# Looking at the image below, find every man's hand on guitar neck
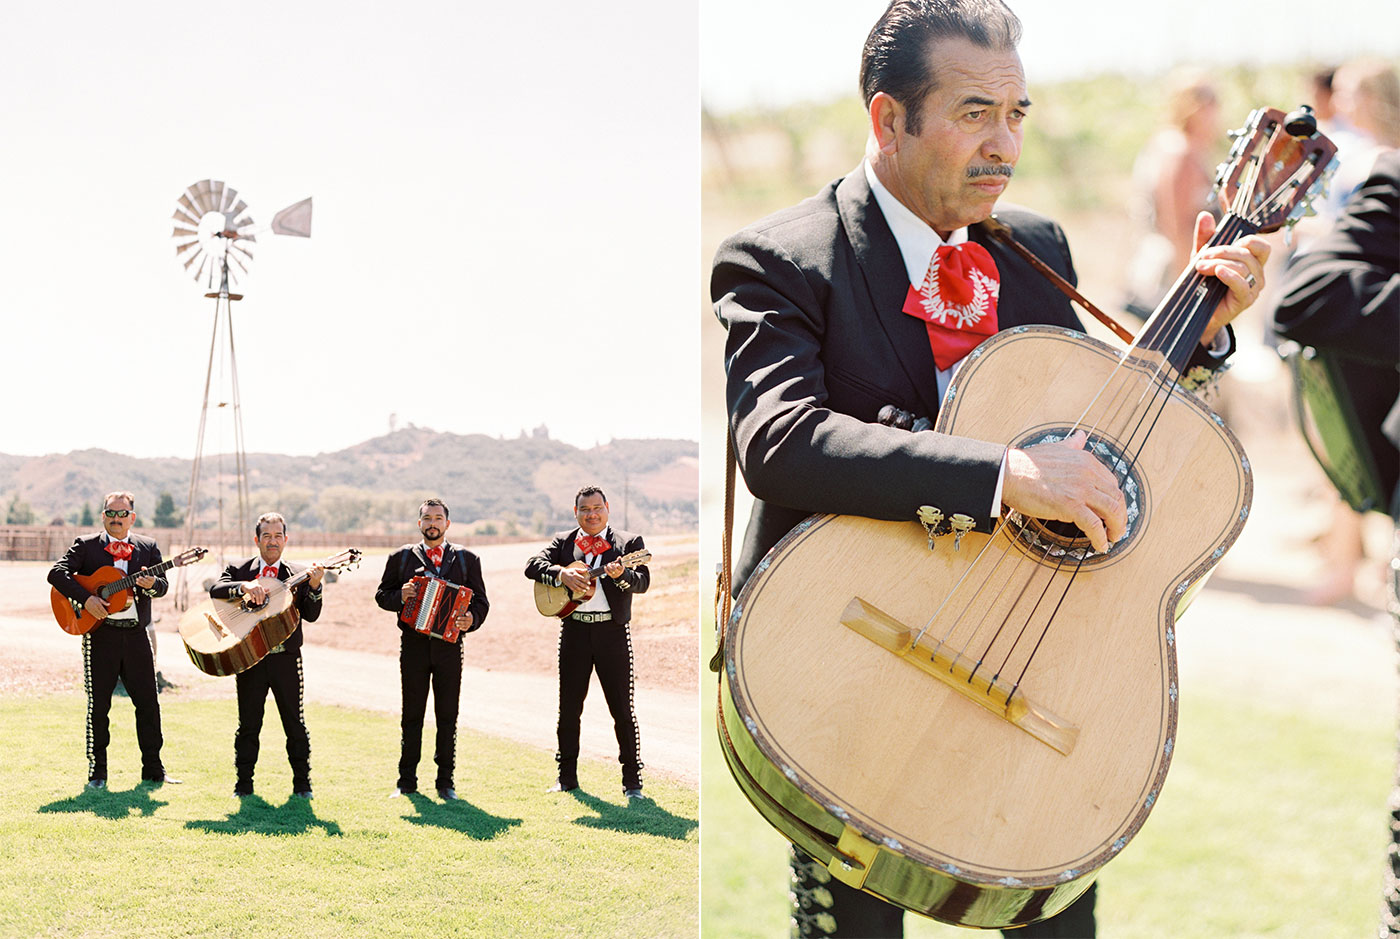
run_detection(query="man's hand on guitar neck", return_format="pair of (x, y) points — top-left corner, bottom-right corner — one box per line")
(603, 560), (625, 580)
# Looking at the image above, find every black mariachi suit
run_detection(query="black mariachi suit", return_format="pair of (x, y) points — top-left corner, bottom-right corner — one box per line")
(1273, 150), (1400, 932)
(47, 531), (168, 783)
(711, 167), (1224, 937)
(375, 542), (489, 792)
(210, 557), (324, 793)
(524, 527), (649, 791)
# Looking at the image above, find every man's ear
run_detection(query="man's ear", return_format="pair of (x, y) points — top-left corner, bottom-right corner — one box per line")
(869, 91), (905, 155)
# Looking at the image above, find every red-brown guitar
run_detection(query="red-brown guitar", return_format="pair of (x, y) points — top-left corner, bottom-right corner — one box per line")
(50, 546), (208, 635)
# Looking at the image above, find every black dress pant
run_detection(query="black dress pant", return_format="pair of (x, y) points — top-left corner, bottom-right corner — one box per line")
(82, 621), (164, 782)
(233, 649), (310, 791)
(789, 847), (1097, 938)
(556, 617), (641, 789)
(398, 630), (463, 791)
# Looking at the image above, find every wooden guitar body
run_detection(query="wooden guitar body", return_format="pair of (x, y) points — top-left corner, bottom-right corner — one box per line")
(51, 567), (134, 635)
(719, 327), (1252, 927)
(178, 576), (301, 676)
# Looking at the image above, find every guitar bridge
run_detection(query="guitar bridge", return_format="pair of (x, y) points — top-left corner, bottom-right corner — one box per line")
(839, 596), (1079, 755)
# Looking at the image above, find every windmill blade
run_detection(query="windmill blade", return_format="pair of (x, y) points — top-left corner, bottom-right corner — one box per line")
(210, 180), (226, 212)
(174, 239), (200, 257)
(220, 184), (239, 214)
(270, 197), (312, 237)
(172, 225), (198, 239)
(190, 180), (216, 213)
(172, 205), (200, 227)
(177, 192), (203, 221)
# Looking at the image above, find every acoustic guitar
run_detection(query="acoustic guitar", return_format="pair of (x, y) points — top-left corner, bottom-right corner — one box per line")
(179, 548), (361, 676)
(51, 546), (208, 635)
(717, 107), (1336, 928)
(533, 548), (651, 617)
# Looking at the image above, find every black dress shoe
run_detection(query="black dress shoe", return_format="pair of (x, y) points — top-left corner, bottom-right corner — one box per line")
(437, 788), (457, 801)
(86, 779), (106, 790)
(546, 780), (578, 793)
(141, 774), (182, 786)
(233, 785), (253, 797)
(293, 790), (313, 800)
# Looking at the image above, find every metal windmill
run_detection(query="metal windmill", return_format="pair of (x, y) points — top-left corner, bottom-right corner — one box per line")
(169, 179), (311, 608)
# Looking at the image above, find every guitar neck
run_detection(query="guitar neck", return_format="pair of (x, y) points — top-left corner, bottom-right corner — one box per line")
(106, 555), (178, 594)
(1135, 213), (1259, 374)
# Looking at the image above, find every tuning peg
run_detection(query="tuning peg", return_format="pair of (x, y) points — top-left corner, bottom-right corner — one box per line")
(1284, 105), (1317, 138)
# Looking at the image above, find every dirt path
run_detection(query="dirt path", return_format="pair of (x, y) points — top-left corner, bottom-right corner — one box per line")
(1, 536), (699, 785)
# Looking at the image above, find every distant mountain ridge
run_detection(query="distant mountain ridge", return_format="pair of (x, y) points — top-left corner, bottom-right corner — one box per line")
(0, 428), (697, 535)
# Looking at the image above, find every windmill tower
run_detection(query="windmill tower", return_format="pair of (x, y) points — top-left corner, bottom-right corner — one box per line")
(169, 180), (311, 608)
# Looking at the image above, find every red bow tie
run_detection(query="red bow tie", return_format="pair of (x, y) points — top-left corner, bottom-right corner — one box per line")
(576, 534), (609, 556)
(902, 242), (1000, 370)
(106, 541), (133, 561)
(261, 565), (279, 579)
(426, 546), (444, 566)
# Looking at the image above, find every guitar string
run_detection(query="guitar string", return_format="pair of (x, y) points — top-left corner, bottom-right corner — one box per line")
(918, 212), (1250, 700)
(912, 128), (1319, 699)
(998, 215), (1247, 698)
(990, 137), (1322, 700)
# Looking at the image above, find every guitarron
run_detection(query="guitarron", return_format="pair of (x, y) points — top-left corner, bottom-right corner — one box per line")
(717, 107), (1336, 928)
(179, 548), (361, 676)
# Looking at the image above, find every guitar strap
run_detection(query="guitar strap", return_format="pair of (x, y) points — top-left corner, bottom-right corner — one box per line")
(706, 219), (1130, 675)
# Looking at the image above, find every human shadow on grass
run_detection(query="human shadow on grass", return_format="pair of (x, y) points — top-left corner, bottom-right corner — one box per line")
(399, 791), (522, 840)
(183, 795), (343, 837)
(567, 790), (697, 841)
(40, 785), (168, 820)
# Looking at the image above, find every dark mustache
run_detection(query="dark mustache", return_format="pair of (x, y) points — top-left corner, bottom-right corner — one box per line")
(966, 164), (1014, 178)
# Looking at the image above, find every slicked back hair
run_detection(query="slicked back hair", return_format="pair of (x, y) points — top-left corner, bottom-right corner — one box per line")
(574, 486), (607, 507)
(103, 491), (136, 510)
(860, 0), (1022, 134)
(255, 512), (288, 538)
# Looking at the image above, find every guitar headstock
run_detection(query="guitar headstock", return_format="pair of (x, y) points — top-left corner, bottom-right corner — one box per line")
(175, 546), (208, 567)
(621, 549), (652, 567)
(1213, 105), (1338, 233)
(324, 548), (363, 573)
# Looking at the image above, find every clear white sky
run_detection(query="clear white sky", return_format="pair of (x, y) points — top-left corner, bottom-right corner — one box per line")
(702, 0), (1400, 112)
(0, 1), (698, 459)
(3, 1), (1394, 461)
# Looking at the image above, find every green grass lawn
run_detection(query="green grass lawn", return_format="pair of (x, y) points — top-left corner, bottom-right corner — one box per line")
(701, 684), (1393, 938)
(0, 693), (697, 938)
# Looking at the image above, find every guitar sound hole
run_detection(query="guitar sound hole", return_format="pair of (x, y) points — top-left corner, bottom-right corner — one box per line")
(1007, 427), (1144, 564)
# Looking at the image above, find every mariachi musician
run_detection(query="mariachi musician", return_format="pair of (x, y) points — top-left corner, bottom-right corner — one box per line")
(524, 485), (649, 799)
(47, 490), (178, 789)
(374, 498), (489, 801)
(209, 511), (324, 799)
(711, 3), (1271, 934)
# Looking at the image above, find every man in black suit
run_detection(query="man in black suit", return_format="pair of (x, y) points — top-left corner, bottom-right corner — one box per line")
(47, 490), (177, 789)
(1273, 149), (1399, 933)
(209, 512), (325, 799)
(375, 499), (489, 801)
(713, 2), (1271, 935)
(525, 485), (650, 798)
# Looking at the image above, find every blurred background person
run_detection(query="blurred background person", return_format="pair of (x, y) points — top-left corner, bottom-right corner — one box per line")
(1282, 59), (1398, 605)
(1123, 69), (1223, 319)
(1272, 149), (1399, 937)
